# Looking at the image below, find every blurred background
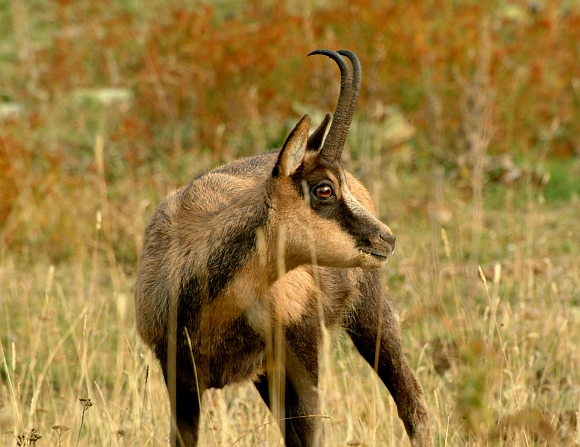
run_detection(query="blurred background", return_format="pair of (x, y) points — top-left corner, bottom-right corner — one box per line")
(1, 0), (579, 262)
(1, 1), (579, 446)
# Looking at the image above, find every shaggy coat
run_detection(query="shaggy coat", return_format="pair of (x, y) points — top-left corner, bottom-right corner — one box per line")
(135, 50), (432, 447)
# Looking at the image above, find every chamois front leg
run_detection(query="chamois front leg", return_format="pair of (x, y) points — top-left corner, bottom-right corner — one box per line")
(254, 320), (323, 447)
(160, 357), (203, 447)
(172, 381), (202, 447)
(345, 270), (433, 447)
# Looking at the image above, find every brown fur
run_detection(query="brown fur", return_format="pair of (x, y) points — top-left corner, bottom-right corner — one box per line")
(135, 61), (432, 447)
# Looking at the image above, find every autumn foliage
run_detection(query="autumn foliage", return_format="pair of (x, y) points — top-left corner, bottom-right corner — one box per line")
(1, 0), (579, 258)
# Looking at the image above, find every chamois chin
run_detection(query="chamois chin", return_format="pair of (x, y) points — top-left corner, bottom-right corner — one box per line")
(135, 49), (432, 447)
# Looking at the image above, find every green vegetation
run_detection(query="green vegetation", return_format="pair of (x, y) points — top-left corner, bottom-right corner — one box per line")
(1, 0), (579, 445)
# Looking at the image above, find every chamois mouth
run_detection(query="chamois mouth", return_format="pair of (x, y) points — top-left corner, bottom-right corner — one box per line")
(360, 249), (390, 261)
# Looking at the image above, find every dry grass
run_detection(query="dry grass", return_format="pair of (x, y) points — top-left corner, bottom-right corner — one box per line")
(1, 160), (579, 446)
(1, 0), (580, 446)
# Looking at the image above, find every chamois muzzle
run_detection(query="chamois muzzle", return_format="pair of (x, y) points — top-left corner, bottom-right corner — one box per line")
(380, 231), (396, 247)
(354, 217), (397, 265)
(367, 229), (396, 260)
(379, 231), (396, 256)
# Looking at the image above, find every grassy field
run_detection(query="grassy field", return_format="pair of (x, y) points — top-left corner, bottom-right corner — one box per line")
(1, 0), (580, 446)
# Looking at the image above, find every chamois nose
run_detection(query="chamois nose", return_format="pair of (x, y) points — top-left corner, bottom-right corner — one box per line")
(379, 232), (396, 247)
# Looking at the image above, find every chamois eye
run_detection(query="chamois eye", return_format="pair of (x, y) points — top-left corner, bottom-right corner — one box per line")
(314, 185), (334, 199)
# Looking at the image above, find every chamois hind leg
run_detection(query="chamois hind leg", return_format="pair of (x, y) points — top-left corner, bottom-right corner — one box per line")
(254, 325), (322, 447)
(345, 270), (433, 447)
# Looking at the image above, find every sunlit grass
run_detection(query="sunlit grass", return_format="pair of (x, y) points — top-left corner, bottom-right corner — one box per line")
(1, 129), (579, 445)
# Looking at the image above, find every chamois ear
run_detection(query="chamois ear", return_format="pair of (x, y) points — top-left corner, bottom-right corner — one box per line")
(274, 114), (311, 177)
(307, 113), (332, 152)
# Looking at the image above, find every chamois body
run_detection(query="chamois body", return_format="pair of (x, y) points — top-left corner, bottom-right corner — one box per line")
(136, 151), (382, 385)
(135, 50), (432, 447)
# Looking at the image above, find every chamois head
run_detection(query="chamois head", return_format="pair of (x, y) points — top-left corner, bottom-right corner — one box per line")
(266, 49), (396, 271)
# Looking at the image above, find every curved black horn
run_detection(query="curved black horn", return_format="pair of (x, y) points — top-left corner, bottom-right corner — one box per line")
(336, 50), (362, 161)
(308, 49), (353, 161)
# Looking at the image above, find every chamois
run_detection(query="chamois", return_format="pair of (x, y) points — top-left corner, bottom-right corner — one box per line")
(135, 49), (432, 447)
